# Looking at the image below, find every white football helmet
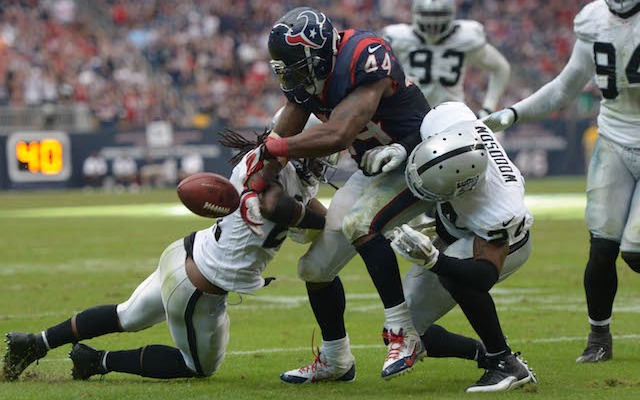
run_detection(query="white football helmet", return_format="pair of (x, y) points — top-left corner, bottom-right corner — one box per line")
(412, 0), (456, 43)
(605, 0), (640, 14)
(405, 122), (488, 202)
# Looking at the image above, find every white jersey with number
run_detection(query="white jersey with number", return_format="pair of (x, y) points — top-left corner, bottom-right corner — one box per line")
(192, 156), (318, 293)
(382, 21), (486, 107)
(421, 102), (533, 245)
(575, 0), (640, 146)
(514, 1), (640, 147)
(404, 102), (533, 335)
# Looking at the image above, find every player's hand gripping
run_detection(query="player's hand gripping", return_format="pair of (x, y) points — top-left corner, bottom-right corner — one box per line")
(360, 143), (407, 175)
(239, 190), (264, 237)
(389, 224), (439, 269)
(480, 107), (517, 133)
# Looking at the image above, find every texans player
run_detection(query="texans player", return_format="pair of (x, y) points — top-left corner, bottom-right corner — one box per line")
(482, 0), (640, 363)
(382, 0), (511, 117)
(2, 120), (333, 381)
(242, 7), (433, 382)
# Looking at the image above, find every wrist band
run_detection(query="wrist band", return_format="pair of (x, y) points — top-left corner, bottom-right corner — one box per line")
(265, 138), (289, 158)
(507, 107), (518, 123)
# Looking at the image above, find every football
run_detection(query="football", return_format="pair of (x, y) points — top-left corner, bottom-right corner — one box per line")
(177, 172), (240, 218)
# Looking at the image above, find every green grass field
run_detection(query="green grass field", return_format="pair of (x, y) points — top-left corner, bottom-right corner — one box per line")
(1, 176), (639, 399)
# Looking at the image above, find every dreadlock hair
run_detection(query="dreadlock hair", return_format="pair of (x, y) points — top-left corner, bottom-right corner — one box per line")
(218, 127), (271, 166)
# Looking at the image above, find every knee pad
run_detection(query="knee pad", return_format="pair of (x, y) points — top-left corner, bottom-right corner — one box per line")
(621, 251), (640, 273)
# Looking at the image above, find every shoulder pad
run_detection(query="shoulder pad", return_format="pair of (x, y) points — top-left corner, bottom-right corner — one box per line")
(442, 20), (486, 52)
(381, 23), (419, 50)
(574, 1), (607, 42)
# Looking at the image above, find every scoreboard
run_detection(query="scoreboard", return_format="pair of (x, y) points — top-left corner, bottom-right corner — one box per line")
(6, 131), (72, 184)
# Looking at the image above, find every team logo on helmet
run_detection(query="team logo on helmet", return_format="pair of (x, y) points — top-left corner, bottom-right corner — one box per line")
(284, 10), (328, 49)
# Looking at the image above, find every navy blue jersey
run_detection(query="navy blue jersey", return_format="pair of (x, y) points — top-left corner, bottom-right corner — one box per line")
(285, 29), (430, 165)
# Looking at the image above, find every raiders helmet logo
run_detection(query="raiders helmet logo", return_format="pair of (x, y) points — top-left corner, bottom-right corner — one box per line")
(284, 10), (328, 49)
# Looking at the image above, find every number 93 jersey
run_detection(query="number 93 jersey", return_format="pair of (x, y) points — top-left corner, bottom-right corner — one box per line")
(382, 20), (486, 107)
(574, 1), (640, 142)
(191, 155), (318, 294)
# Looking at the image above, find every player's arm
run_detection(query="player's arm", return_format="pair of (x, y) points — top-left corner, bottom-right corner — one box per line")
(265, 78), (394, 158)
(272, 101), (311, 138)
(482, 39), (595, 132)
(260, 183), (326, 230)
(390, 225), (506, 291)
(467, 43), (511, 114)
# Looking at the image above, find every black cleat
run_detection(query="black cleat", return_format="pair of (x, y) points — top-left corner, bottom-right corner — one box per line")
(2, 332), (48, 381)
(576, 331), (612, 363)
(69, 343), (108, 380)
(466, 352), (537, 393)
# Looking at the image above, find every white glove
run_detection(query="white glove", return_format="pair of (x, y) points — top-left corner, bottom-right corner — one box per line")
(476, 108), (492, 119)
(360, 143), (407, 175)
(480, 107), (517, 133)
(389, 224), (439, 269)
(239, 190), (264, 237)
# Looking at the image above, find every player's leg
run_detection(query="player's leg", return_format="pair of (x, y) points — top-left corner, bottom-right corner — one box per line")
(69, 240), (206, 379)
(281, 180), (359, 384)
(342, 169), (433, 379)
(578, 136), (631, 362)
(3, 255), (166, 381)
(404, 236), (530, 367)
(405, 231), (535, 392)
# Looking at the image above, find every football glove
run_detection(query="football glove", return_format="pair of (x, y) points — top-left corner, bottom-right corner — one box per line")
(240, 190), (264, 237)
(476, 108), (492, 119)
(243, 132), (286, 193)
(360, 143), (407, 175)
(243, 144), (273, 193)
(480, 107), (517, 133)
(389, 224), (439, 269)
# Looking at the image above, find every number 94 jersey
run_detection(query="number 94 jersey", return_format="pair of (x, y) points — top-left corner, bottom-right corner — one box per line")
(382, 20), (486, 107)
(574, 1), (640, 142)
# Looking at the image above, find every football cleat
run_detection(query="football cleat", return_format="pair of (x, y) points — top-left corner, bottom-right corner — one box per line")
(69, 343), (108, 380)
(2, 332), (48, 381)
(466, 352), (537, 393)
(576, 331), (613, 363)
(280, 347), (356, 384)
(380, 327), (426, 380)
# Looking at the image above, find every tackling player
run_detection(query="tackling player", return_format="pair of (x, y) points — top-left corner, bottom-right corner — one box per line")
(389, 101), (537, 392)
(2, 123), (333, 381)
(482, 0), (640, 363)
(382, 0), (510, 117)
(243, 7), (433, 382)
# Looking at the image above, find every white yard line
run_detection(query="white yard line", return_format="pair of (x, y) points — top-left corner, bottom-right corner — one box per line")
(34, 333), (640, 363)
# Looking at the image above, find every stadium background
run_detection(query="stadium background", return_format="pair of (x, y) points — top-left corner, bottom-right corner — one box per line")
(0, 0), (594, 190)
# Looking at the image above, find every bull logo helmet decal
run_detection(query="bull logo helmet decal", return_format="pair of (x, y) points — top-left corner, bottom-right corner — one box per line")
(283, 10), (328, 49)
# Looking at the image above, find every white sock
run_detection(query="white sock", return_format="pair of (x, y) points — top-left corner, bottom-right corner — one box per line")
(384, 302), (415, 334)
(321, 335), (354, 368)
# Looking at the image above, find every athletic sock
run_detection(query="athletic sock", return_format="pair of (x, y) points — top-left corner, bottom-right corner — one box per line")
(106, 345), (197, 379)
(421, 324), (481, 360)
(356, 233), (405, 308)
(307, 278), (346, 341)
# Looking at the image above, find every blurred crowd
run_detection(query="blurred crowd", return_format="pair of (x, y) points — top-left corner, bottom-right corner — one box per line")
(0, 0), (595, 132)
